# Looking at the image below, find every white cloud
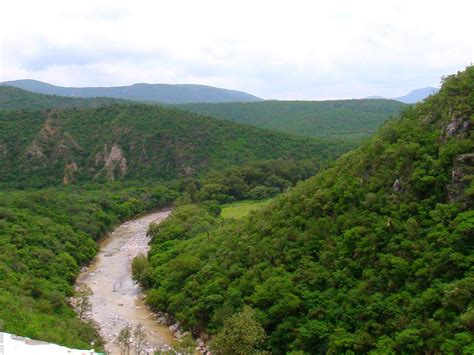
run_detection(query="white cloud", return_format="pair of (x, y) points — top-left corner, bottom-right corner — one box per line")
(0, 0), (472, 99)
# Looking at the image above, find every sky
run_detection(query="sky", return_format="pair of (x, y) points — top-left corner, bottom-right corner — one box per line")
(0, 0), (472, 100)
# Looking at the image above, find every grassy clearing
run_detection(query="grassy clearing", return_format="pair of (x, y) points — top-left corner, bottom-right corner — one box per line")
(221, 199), (272, 219)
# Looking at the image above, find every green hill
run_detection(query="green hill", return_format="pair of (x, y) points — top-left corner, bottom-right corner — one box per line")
(0, 103), (347, 188)
(141, 67), (474, 353)
(0, 79), (262, 104)
(177, 99), (405, 141)
(0, 85), (125, 110)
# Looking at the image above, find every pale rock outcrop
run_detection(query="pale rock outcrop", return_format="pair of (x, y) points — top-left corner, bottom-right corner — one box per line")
(447, 153), (474, 204)
(95, 144), (127, 180)
(63, 161), (79, 185)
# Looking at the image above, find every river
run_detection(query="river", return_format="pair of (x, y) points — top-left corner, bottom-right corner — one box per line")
(76, 210), (175, 354)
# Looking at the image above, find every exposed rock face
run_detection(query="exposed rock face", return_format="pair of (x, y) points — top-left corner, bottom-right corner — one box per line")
(24, 113), (60, 162)
(95, 144), (127, 180)
(392, 178), (402, 193)
(440, 110), (471, 141)
(23, 111), (81, 168)
(447, 153), (474, 204)
(63, 161), (79, 185)
(183, 165), (195, 177)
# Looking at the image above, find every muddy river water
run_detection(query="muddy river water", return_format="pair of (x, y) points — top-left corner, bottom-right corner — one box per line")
(76, 210), (174, 354)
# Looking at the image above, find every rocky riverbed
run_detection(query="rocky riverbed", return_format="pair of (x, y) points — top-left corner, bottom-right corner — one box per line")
(76, 210), (175, 354)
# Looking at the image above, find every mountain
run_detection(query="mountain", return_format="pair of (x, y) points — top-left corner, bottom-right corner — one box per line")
(393, 87), (439, 103)
(0, 79), (262, 104)
(0, 102), (347, 188)
(0, 85), (126, 110)
(140, 67), (474, 353)
(0, 85), (405, 150)
(364, 95), (384, 99)
(177, 99), (405, 141)
(366, 87), (439, 103)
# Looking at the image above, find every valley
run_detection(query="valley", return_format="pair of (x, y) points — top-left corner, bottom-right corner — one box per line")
(2, 1), (472, 353)
(0, 66), (472, 354)
(77, 210), (174, 354)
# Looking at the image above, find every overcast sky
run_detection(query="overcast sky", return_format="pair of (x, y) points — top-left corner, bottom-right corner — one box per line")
(0, 0), (472, 99)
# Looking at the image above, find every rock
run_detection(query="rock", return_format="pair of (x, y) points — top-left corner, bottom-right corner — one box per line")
(392, 178), (402, 193)
(447, 153), (474, 204)
(440, 112), (471, 141)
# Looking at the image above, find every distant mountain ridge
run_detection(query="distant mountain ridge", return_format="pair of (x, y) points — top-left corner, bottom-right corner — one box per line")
(393, 87), (439, 103)
(0, 85), (128, 110)
(366, 87), (439, 103)
(0, 79), (262, 104)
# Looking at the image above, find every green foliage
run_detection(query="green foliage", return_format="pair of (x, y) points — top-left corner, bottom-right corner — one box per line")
(143, 67), (474, 353)
(132, 254), (152, 289)
(178, 99), (405, 142)
(210, 306), (266, 355)
(174, 334), (196, 354)
(221, 200), (272, 219)
(0, 184), (176, 349)
(0, 103), (348, 188)
(181, 158), (324, 204)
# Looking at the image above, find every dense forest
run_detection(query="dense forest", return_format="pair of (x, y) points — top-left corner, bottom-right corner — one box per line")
(0, 103), (347, 188)
(178, 99), (405, 141)
(136, 67), (474, 353)
(174, 158), (324, 204)
(0, 150), (327, 351)
(1, 67), (472, 353)
(0, 184), (177, 349)
(0, 86), (344, 350)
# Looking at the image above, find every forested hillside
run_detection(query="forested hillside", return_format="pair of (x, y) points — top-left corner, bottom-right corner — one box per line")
(0, 185), (176, 350)
(0, 156), (327, 351)
(178, 99), (405, 141)
(0, 83), (350, 350)
(0, 103), (347, 188)
(140, 67), (474, 353)
(0, 86), (124, 110)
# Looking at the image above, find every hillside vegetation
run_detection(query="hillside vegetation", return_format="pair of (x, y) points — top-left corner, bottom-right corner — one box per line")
(0, 185), (176, 350)
(0, 86), (124, 110)
(0, 85), (347, 349)
(0, 103), (347, 188)
(0, 156), (325, 350)
(221, 200), (272, 219)
(178, 99), (405, 141)
(139, 67), (474, 353)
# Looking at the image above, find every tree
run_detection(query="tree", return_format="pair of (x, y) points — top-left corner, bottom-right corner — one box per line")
(174, 334), (196, 355)
(133, 323), (147, 355)
(210, 306), (266, 354)
(132, 254), (151, 288)
(115, 324), (132, 355)
(75, 284), (93, 321)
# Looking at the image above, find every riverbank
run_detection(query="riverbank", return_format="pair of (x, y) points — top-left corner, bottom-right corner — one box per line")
(76, 210), (175, 354)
